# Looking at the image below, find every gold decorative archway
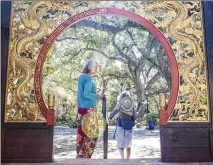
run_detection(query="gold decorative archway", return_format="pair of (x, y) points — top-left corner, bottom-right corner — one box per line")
(4, 1), (209, 123)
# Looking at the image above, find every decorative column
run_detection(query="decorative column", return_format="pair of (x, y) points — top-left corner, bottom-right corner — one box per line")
(47, 94), (55, 126)
(159, 93), (168, 125)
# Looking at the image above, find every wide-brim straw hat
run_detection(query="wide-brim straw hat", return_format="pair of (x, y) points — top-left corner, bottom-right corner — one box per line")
(119, 95), (134, 112)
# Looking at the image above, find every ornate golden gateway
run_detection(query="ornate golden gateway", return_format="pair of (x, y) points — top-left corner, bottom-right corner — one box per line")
(5, 1), (209, 122)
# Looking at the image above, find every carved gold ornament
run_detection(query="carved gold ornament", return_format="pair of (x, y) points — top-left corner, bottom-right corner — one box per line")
(48, 94), (55, 109)
(159, 93), (166, 109)
(5, 1), (209, 122)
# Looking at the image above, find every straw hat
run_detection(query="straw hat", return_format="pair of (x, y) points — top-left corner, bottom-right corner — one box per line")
(119, 95), (134, 115)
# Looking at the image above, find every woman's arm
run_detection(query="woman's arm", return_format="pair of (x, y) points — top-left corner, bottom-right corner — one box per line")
(132, 106), (139, 121)
(108, 103), (120, 119)
(83, 77), (98, 100)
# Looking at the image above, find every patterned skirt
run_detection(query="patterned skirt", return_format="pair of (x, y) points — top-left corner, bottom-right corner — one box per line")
(76, 107), (99, 158)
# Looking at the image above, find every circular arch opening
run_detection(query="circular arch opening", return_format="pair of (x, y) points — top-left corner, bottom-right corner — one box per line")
(34, 8), (179, 121)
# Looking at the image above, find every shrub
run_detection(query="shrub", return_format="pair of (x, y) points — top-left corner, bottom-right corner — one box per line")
(144, 112), (158, 123)
(55, 117), (77, 128)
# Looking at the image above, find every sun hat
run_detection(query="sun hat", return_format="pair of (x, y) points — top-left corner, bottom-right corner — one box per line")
(119, 95), (134, 116)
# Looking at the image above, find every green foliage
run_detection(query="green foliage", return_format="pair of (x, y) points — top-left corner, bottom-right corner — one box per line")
(55, 117), (78, 128)
(42, 15), (171, 123)
(106, 94), (118, 112)
(144, 112), (158, 123)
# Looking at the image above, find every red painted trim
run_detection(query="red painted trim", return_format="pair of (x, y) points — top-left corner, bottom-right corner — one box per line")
(34, 8), (179, 122)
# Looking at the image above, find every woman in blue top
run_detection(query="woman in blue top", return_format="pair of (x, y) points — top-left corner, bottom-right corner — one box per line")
(76, 59), (102, 158)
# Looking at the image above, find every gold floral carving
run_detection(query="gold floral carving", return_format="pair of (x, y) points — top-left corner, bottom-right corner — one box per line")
(5, 1), (209, 122)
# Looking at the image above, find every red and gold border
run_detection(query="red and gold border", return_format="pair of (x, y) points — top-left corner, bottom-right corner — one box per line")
(34, 8), (179, 124)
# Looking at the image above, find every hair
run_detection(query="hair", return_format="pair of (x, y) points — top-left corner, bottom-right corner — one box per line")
(117, 91), (132, 102)
(81, 59), (98, 74)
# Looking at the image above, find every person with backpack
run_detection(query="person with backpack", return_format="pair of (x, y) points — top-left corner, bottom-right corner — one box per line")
(108, 91), (138, 159)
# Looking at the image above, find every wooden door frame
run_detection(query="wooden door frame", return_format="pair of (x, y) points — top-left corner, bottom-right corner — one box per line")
(202, 2), (213, 158)
(1, 3), (53, 163)
(202, 2), (213, 124)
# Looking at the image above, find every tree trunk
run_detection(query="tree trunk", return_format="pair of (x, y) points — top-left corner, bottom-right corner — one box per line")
(133, 74), (147, 119)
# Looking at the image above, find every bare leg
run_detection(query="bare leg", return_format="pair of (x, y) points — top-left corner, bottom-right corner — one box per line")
(119, 148), (124, 159)
(126, 147), (131, 159)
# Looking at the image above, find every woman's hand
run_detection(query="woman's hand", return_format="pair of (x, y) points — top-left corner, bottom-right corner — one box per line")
(107, 115), (111, 120)
(76, 113), (82, 120)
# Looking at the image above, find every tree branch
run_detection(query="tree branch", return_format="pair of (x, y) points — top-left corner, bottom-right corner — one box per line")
(146, 65), (154, 77)
(56, 37), (78, 42)
(104, 73), (131, 79)
(145, 71), (161, 90)
(111, 33), (137, 66)
(72, 19), (146, 34)
(149, 88), (169, 96)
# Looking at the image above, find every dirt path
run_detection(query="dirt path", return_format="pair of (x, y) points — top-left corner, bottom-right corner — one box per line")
(54, 126), (160, 161)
